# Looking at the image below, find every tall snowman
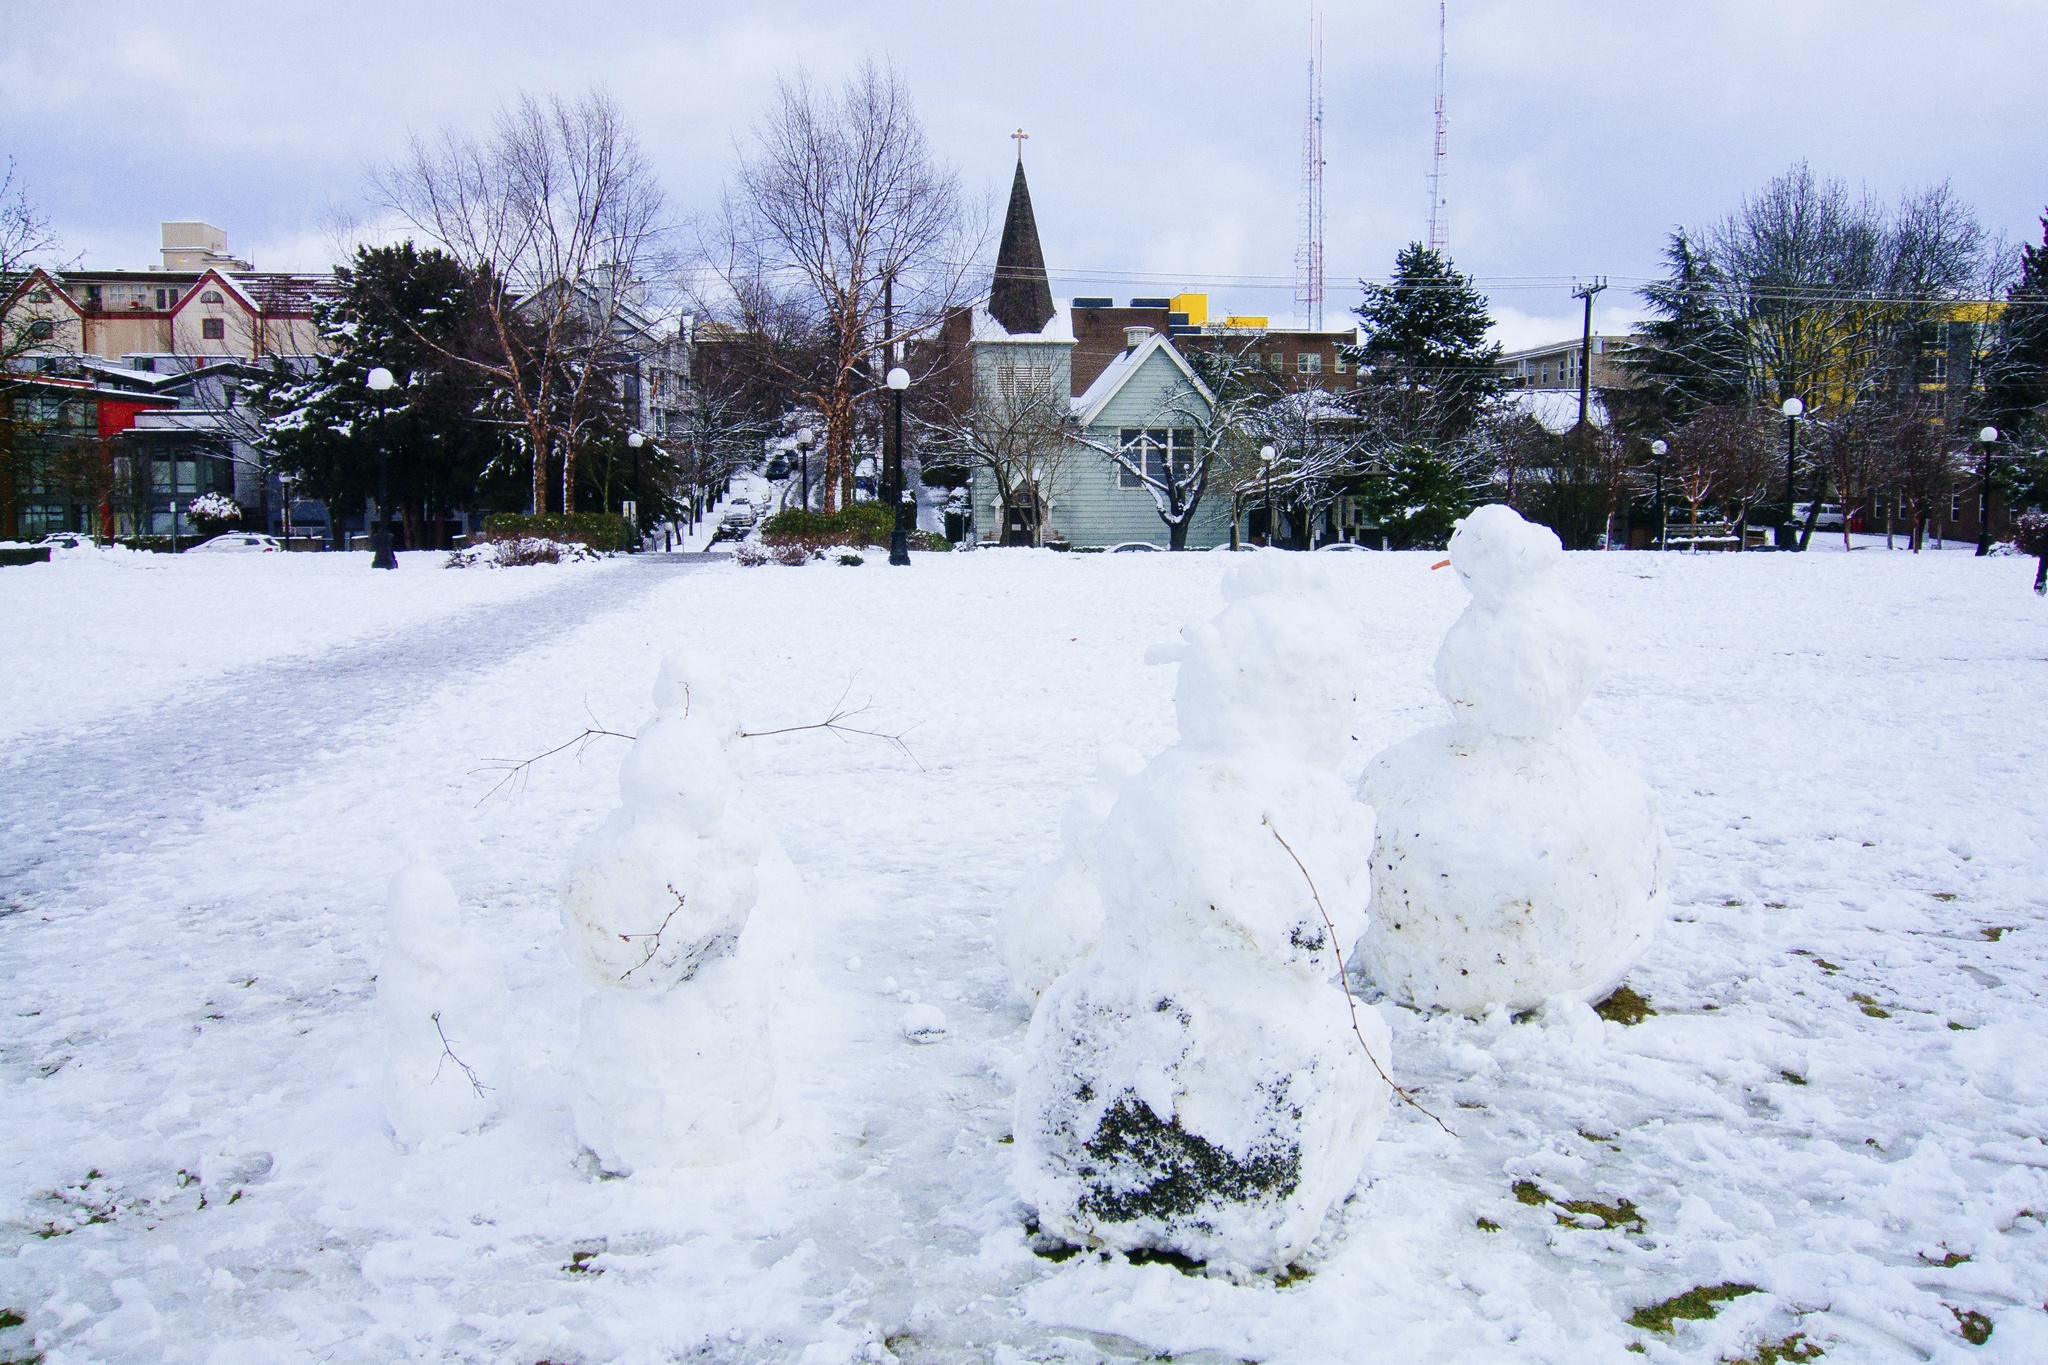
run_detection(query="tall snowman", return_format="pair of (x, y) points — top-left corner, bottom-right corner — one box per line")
(1015, 560), (1390, 1274)
(562, 649), (776, 1173)
(1356, 504), (1668, 1016)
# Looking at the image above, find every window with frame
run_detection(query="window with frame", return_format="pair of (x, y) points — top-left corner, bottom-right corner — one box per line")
(201, 318), (226, 340)
(27, 318), (54, 341)
(1117, 428), (1195, 489)
(1297, 352), (1322, 375)
(1333, 351), (1347, 373)
(996, 362), (1054, 398)
(201, 290), (224, 304)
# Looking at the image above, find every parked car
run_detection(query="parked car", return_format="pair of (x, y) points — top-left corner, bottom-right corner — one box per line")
(35, 532), (98, 552)
(1108, 541), (1162, 553)
(722, 497), (758, 529)
(1314, 541), (1372, 552)
(765, 456), (790, 480)
(189, 532), (284, 554)
(1791, 502), (1845, 530)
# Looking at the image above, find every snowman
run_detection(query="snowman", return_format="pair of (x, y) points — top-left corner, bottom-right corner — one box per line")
(1014, 559), (1390, 1273)
(998, 740), (1146, 1005)
(561, 649), (777, 1173)
(1356, 504), (1668, 1016)
(379, 861), (510, 1147)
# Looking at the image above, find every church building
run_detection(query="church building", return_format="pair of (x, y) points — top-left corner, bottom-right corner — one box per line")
(957, 150), (1234, 549)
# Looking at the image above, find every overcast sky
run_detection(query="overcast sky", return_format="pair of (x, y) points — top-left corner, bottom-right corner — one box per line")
(5, 0), (2042, 349)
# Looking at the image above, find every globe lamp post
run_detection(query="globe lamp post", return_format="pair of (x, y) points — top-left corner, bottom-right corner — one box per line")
(887, 365), (912, 566)
(366, 366), (398, 569)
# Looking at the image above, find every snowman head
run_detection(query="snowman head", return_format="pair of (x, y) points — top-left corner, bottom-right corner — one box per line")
(385, 862), (467, 967)
(652, 648), (736, 724)
(1448, 504), (1562, 606)
(1168, 558), (1365, 756)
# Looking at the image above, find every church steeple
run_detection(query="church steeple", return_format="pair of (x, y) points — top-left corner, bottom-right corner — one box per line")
(988, 141), (1056, 336)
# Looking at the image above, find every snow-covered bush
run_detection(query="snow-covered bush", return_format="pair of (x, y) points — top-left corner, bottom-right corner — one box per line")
(1015, 559), (1390, 1273)
(187, 493), (242, 535)
(770, 542), (811, 567)
(1356, 504), (1668, 1015)
(445, 537), (600, 568)
(561, 649), (777, 1172)
(378, 862), (509, 1147)
(733, 542), (770, 567)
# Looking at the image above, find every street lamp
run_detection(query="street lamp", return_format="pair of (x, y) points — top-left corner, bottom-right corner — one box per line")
(626, 430), (646, 545)
(1976, 425), (2000, 557)
(796, 426), (815, 511)
(365, 366), (398, 569)
(1778, 397), (1804, 551)
(887, 365), (912, 566)
(1650, 439), (1669, 551)
(1260, 444), (1277, 546)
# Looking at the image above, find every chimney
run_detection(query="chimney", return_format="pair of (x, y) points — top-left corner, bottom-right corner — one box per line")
(1124, 326), (1154, 351)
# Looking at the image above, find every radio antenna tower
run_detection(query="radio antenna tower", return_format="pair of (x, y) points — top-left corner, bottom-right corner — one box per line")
(1295, 4), (1326, 331)
(1427, 0), (1449, 252)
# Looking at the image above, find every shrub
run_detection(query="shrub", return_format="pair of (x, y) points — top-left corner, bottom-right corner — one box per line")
(760, 504), (896, 550)
(733, 542), (770, 567)
(2014, 511), (2048, 559)
(770, 542), (811, 566)
(837, 552), (865, 566)
(913, 532), (954, 552)
(446, 536), (600, 568)
(480, 512), (636, 552)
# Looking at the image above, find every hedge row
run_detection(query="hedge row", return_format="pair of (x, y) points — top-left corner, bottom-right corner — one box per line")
(480, 512), (637, 552)
(759, 505), (898, 548)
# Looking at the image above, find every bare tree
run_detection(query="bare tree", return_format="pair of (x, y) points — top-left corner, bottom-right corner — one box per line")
(1249, 388), (1365, 547)
(1890, 403), (1964, 552)
(706, 63), (978, 514)
(919, 369), (1074, 545)
(374, 88), (666, 515)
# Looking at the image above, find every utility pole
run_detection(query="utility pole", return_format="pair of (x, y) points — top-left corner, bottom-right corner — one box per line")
(1571, 278), (1607, 430)
(1427, 0), (1449, 252)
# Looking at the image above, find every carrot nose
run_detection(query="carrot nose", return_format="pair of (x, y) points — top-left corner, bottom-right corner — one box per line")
(1430, 558), (1451, 571)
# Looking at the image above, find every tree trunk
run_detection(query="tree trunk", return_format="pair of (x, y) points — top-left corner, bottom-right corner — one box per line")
(1796, 472), (1828, 551)
(2035, 555), (2046, 595)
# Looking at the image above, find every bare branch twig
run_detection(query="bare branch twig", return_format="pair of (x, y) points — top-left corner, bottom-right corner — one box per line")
(1266, 819), (1455, 1137)
(430, 1010), (491, 1098)
(616, 885), (687, 982)
(472, 727), (636, 806)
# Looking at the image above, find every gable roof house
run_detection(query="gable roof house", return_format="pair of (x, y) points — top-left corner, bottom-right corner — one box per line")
(957, 156), (1231, 549)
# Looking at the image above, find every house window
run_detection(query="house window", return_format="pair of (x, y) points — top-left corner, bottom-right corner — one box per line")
(1951, 491), (1962, 520)
(1297, 353), (1322, 375)
(30, 287), (50, 304)
(87, 285), (103, 306)
(27, 318), (54, 341)
(201, 290), (224, 304)
(1333, 351), (1347, 373)
(1117, 429), (1195, 488)
(996, 363), (1053, 397)
(202, 318), (226, 340)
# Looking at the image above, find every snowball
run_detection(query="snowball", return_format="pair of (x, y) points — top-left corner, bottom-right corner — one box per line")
(902, 1003), (948, 1043)
(1355, 505), (1668, 1015)
(379, 862), (509, 1147)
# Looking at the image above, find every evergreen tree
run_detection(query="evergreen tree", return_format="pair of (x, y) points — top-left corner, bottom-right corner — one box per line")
(1354, 442), (1481, 551)
(1621, 230), (1749, 425)
(1348, 243), (1502, 444)
(1985, 213), (2048, 510)
(258, 244), (511, 547)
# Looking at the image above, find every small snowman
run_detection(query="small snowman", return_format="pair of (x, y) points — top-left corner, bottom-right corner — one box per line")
(379, 861), (510, 1147)
(562, 649), (776, 1174)
(1014, 560), (1390, 1273)
(1356, 504), (1668, 1016)
(998, 740), (1145, 1005)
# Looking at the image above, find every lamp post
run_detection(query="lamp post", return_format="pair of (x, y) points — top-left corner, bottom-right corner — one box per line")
(887, 365), (912, 566)
(1650, 439), (1669, 551)
(1260, 444), (1276, 546)
(1975, 425), (2000, 557)
(796, 426), (815, 512)
(626, 430), (646, 547)
(365, 367), (398, 569)
(1777, 396), (1803, 550)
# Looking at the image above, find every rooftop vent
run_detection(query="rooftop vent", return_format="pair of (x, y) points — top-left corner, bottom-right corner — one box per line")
(1124, 326), (1154, 351)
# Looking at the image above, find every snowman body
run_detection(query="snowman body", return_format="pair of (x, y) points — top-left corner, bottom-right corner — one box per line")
(1015, 562), (1390, 1272)
(379, 862), (509, 1147)
(562, 650), (777, 1173)
(1357, 506), (1667, 1015)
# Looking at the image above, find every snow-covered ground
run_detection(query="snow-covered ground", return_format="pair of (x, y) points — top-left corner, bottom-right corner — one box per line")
(3, 544), (2046, 1363)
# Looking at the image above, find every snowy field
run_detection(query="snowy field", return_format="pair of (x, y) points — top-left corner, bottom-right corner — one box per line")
(3, 541), (2047, 1364)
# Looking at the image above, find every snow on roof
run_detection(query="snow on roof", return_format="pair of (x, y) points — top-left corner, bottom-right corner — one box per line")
(1070, 329), (1214, 428)
(1502, 387), (1608, 435)
(970, 299), (1074, 346)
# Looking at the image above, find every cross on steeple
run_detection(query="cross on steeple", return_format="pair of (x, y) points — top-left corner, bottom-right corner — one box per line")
(1011, 128), (1029, 161)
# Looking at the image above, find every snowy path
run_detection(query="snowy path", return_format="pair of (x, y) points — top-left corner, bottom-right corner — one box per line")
(4, 549), (2047, 1365)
